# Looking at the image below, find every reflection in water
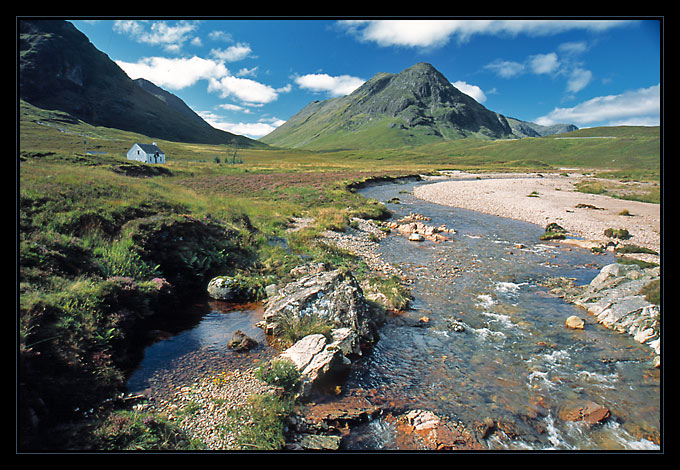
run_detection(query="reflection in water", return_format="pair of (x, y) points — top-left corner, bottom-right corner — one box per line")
(126, 302), (274, 398)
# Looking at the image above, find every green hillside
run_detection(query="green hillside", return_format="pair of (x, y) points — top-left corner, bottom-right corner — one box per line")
(261, 63), (516, 150)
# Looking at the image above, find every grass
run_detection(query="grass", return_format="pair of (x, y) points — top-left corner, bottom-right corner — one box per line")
(18, 101), (661, 451)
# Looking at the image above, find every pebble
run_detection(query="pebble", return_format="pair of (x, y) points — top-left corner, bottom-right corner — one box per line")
(152, 367), (277, 450)
(320, 217), (403, 278)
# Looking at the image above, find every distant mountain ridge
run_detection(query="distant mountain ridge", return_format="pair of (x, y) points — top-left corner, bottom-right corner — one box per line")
(19, 19), (264, 148)
(261, 62), (577, 149)
(505, 117), (578, 138)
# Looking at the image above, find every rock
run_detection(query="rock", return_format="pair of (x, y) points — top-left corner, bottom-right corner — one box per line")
(290, 262), (329, 278)
(550, 263), (661, 357)
(299, 433), (342, 450)
(227, 330), (257, 351)
(404, 409), (440, 431)
(395, 409), (485, 450)
(280, 333), (349, 396)
(565, 315), (585, 329)
(206, 276), (245, 301)
(447, 318), (466, 332)
(265, 284), (279, 297)
(262, 268), (384, 344)
(408, 232), (425, 242)
(558, 402), (611, 425)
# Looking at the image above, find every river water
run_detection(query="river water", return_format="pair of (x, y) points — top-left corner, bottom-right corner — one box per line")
(126, 178), (661, 451)
(345, 179), (660, 450)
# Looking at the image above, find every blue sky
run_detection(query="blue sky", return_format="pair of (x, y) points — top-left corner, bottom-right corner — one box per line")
(70, 18), (661, 139)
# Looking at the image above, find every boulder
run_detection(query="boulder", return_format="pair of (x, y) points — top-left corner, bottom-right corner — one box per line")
(227, 330), (257, 351)
(280, 332), (355, 396)
(262, 268), (384, 344)
(571, 264), (661, 355)
(565, 315), (585, 329)
(206, 276), (244, 301)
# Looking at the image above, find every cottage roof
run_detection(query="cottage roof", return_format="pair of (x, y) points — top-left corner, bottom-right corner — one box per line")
(134, 143), (163, 154)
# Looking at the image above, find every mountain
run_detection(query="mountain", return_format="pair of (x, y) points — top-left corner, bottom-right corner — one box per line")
(505, 117), (578, 138)
(260, 62), (576, 150)
(19, 19), (264, 148)
(134, 78), (207, 125)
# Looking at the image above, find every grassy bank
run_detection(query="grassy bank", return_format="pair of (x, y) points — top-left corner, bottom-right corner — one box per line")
(18, 102), (660, 450)
(18, 103), (419, 450)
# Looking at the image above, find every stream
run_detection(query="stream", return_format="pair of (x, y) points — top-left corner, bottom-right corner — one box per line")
(126, 178), (661, 451)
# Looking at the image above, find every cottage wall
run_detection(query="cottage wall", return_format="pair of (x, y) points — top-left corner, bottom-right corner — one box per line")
(126, 143), (166, 164)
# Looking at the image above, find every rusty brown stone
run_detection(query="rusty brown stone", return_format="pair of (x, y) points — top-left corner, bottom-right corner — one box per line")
(558, 401), (611, 425)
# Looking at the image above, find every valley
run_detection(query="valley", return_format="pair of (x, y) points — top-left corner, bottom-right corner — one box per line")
(18, 19), (661, 453)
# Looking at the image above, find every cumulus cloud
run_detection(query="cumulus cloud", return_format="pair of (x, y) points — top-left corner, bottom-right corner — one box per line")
(116, 56), (228, 90)
(535, 84), (660, 127)
(566, 68), (593, 93)
(529, 53), (560, 75)
(208, 75), (288, 105)
(452, 80), (487, 103)
(294, 73), (365, 97)
(199, 111), (285, 138)
(210, 43), (253, 62)
(339, 19), (633, 48)
(485, 48), (593, 94)
(113, 20), (200, 53)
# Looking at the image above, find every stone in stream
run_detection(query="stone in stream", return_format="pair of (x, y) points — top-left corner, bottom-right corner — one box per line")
(260, 266), (386, 396)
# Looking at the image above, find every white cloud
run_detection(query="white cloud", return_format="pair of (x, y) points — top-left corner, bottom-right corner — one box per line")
(116, 56), (228, 90)
(559, 41), (588, 56)
(529, 53), (560, 75)
(452, 81), (487, 103)
(339, 19), (633, 48)
(535, 84), (660, 127)
(294, 73), (365, 97)
(485, 51), (592, 94)
(113, 20), (200, 53)
(210, 43), (253, 62)
(207, 75), (286, 104)
(484, 59), (525, 78)
(566, 68), (593, 93)
(199, 111), (285, 138)
(218, 103), (250, 113)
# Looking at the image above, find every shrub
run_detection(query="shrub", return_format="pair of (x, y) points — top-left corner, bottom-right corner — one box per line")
(255, 358), (301, 393)
(367, 275), (411, 311)
(639, 279), (660, 305)
(226, 394), (293, 450)
(604, 228), (631, 240)
(275, 312), (335, 348)
(540, 222), (567, 240)
(93, 409), (202, 451)
(615, 244), (658, 255)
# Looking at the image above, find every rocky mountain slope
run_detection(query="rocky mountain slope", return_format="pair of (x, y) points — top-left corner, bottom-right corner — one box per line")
(19, 19), (264, 147)
(260, 62), (576, 150)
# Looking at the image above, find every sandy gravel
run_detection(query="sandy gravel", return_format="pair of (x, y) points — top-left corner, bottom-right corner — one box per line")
(413, 172), (661, 257)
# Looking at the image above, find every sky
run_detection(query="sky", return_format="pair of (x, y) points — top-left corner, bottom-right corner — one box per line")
(69, 18), (662, 140)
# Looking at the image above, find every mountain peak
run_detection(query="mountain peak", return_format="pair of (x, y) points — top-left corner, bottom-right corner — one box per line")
(261, 62), (514, 149)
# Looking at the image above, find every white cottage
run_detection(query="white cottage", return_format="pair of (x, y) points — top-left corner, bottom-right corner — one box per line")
(127, 142), (166, 164)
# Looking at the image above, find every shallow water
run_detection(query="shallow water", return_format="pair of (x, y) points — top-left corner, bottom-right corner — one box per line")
(343, 179), (660, 450)
(126, 301), (275, 399)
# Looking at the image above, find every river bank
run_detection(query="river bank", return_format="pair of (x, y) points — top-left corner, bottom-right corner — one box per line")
(413, 171), (660, 262)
